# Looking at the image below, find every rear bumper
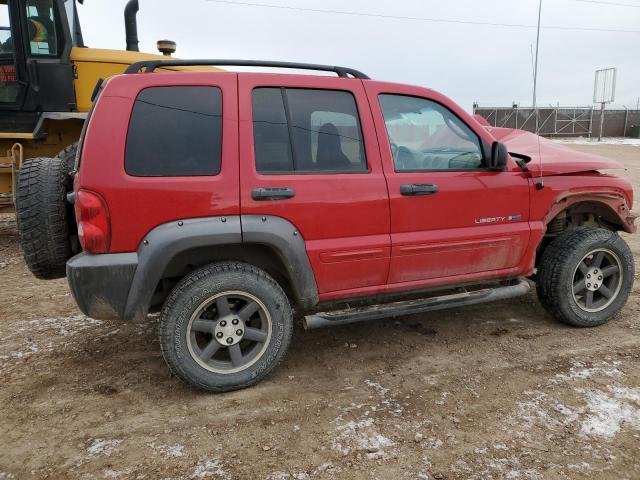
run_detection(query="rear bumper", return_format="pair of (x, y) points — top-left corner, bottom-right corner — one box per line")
(66, 252), (138, 320)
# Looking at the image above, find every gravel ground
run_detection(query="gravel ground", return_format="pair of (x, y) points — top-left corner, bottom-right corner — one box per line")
(0, 143), (639, 480)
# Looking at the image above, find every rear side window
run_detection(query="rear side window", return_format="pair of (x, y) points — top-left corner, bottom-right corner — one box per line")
(252, 87), (367, 173)
(125, 86), (222, 177)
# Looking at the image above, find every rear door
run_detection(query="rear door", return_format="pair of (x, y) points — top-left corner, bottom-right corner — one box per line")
(239, 74), (390, 296)
(364, 82), (531, 286)
(78, 72), (240, 252)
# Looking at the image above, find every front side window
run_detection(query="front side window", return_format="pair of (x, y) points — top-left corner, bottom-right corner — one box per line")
(252, 87), (367, 173)
(125, 86), (223, 177)
(25, 0), (59, 56)
(379, 94), (484, 171)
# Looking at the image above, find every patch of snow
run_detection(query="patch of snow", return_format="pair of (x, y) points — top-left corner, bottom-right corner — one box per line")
(424, 437), (443, 449)
(87, 438), (121, 457)
(471, 456), (542, 480)
(364, 379), (389, 397)
(99, 329), (121, 338)
(435, 391), (450, 406)
(0, 315), (105, 373)
(553, 361), (623, 383)
(312, 462), (339, 475)
(103, 468), (132, 478)
(580, 388), (640, 438)
(148, 442), (185, 458)
(554, 403), (579, 423)
(27, 315), (103, 337)
(331, 380), (406, 460)
(191, 459), (227, 479)
(505, 360), (640, 451)
(332, 417), (394, 459)
(609, 385), (640, 404)
(517, 391), (565, 430)
(265, 473), (290, 480)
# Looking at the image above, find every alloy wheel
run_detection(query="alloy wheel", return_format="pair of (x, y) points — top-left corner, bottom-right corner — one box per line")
(186, 291), (272, 374)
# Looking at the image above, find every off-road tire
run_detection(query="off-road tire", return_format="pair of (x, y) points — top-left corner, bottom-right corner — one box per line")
(536, 227), (634, 327)
(55, 143), (80, 254)
(159, 262), (293, 392)
(16, 157), (73, 279)
(56, 142), (78, 172)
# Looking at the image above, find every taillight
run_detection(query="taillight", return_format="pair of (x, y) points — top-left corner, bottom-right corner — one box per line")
(75, 189), (111, 253)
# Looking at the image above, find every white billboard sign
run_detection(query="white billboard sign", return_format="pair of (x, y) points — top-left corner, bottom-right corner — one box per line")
(593, 67), (617, 104)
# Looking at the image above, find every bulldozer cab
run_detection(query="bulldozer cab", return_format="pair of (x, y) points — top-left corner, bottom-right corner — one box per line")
(0, 0), (203, 209)
(0, 0), (77, 131)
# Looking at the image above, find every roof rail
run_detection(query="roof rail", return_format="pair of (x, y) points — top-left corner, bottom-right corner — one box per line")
(123, 59), (370, 79)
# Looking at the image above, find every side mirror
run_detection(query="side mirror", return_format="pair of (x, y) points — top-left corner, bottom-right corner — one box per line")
(488, 141), (508, 171)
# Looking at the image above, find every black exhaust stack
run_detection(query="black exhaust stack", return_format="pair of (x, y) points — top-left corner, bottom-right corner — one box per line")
(124, 0), (139, 52)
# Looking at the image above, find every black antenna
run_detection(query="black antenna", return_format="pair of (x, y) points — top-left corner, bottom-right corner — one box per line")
(532, 0), (544, 190)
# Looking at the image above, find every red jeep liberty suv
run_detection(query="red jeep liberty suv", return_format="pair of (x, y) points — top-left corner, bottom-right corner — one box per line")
(16, 60), (636, 392)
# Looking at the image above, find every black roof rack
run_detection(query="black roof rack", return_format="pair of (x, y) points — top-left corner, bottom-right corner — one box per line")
(123, 59), (370, 79)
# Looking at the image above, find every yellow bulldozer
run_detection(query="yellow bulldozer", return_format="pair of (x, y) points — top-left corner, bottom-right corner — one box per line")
(0, 0), (182, 210)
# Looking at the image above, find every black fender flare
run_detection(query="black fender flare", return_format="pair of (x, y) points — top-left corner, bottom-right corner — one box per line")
(123, 215), (319, 321)
(241, 215), (319, 309)
(124, 216), (241, 321)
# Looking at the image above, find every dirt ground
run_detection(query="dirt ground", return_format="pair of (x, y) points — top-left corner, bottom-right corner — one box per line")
(1, 143), (639, 480)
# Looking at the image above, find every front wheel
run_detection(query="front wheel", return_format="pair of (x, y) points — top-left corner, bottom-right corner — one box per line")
(159, 262), (293, 392)
(536, 227), (634, 327)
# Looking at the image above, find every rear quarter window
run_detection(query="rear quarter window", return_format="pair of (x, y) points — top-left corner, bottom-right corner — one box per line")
(125, 86), (222, 177)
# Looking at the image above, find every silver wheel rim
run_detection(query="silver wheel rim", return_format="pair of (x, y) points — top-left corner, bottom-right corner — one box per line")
(186, 291), (272, 374)
(571, 248), (623, 313)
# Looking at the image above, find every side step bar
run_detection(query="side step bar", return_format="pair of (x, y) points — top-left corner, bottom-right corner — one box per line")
(303, 278), (530, 330)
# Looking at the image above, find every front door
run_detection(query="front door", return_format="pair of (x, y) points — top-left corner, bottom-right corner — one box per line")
(239, 74), (390, 296)
(365, 82), (531, 287)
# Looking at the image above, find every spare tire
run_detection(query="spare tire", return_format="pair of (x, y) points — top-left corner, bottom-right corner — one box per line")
(16, 156), (74, 279)
(55, 142), (80, 254)
(56, 142), (78, 173)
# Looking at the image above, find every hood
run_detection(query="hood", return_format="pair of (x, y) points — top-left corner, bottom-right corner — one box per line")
(486, 127), (624, 176)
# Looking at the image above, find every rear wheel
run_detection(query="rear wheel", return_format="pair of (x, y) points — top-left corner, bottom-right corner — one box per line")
(159, 262), (293, 392)
(536, 227), (634, 327)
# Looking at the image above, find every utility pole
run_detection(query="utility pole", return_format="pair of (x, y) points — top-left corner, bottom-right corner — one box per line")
(532, 0), (542, 133)
(598, 101), (606, 141)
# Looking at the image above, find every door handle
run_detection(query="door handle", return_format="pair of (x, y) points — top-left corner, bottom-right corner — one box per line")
(252, 187), (296, 201)
(400, 184), (439, 196)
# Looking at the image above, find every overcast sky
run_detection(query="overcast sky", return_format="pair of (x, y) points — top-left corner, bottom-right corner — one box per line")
(74, 0), (640, 111)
